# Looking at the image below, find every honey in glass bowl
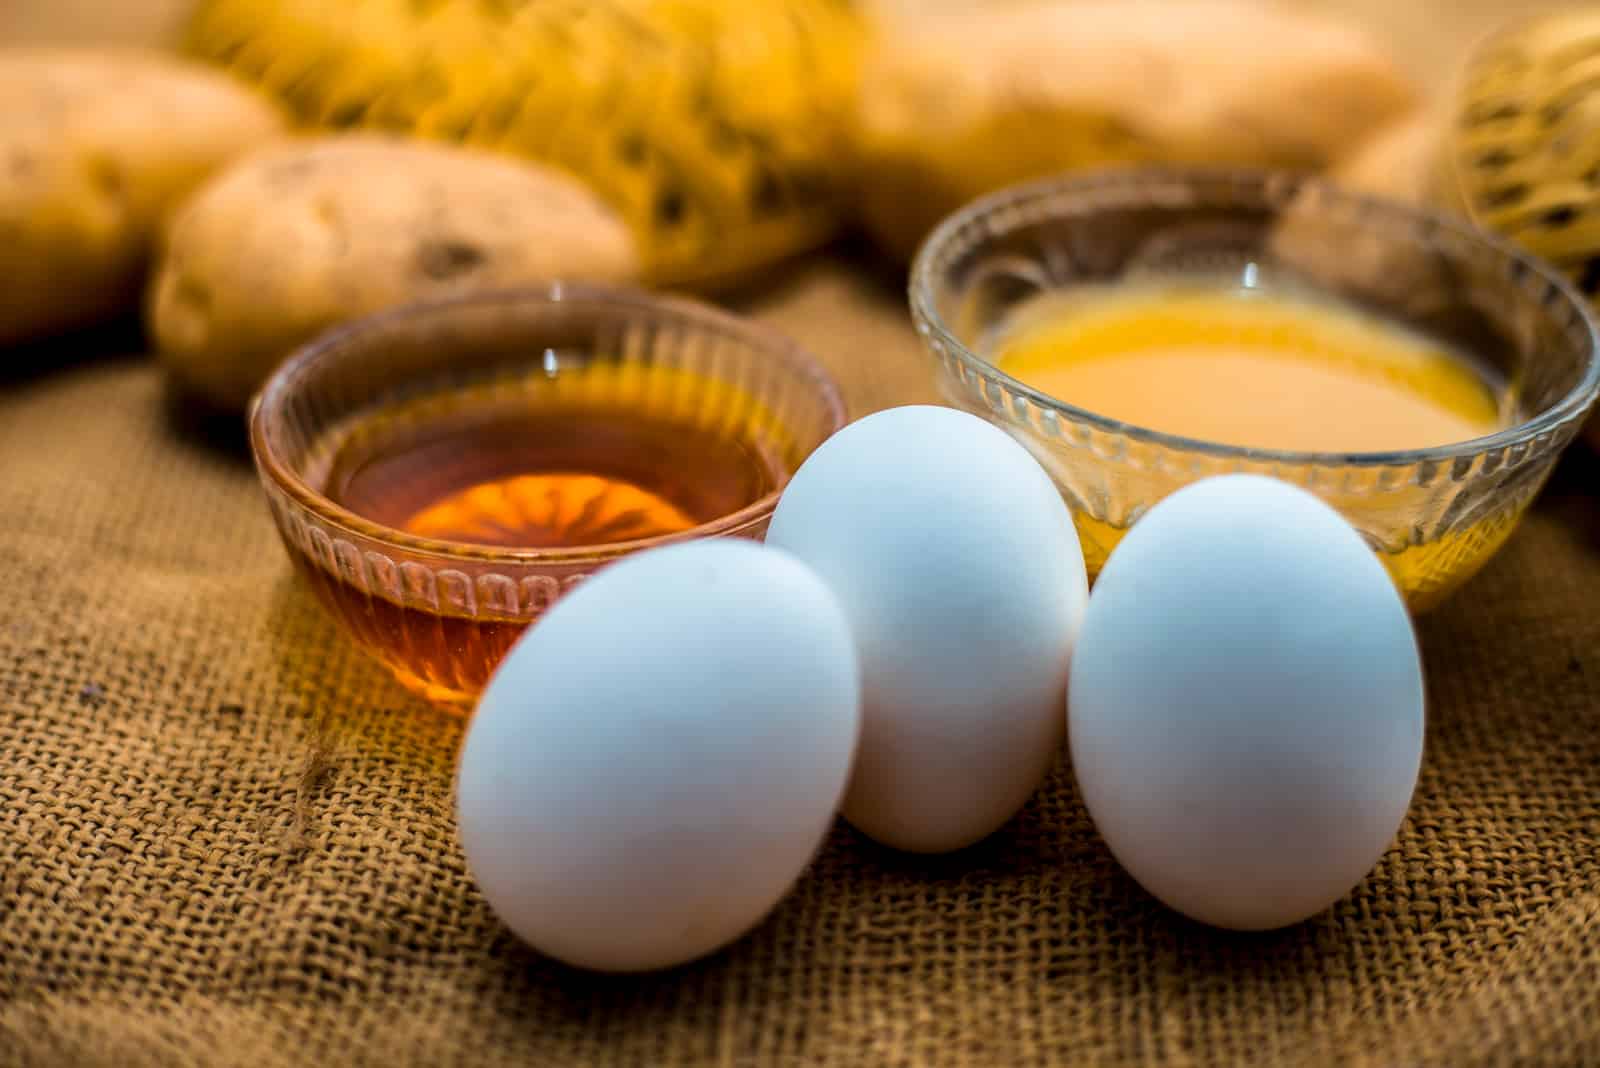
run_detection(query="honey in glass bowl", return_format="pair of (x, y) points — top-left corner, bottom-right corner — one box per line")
(320, 365), (787, 549)
(251, 285), (846, 709)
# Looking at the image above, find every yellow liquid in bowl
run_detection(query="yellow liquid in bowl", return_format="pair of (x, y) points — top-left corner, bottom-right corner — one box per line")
(988, 283), (1517, 609)
(993, 285), (1504, 452)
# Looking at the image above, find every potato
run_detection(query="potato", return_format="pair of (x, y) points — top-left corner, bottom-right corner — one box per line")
(0, 1), (194, 49)
(855, 1), (1421, 260)
(0, 49), (284, 346)
(1331, 105), (1448, 207)
(185, 0), (866, 290)
(150, 135), (639, 409)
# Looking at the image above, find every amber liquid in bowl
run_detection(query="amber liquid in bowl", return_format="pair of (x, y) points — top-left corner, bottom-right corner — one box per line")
(328, 406), (781, 548)
(289, 363), (791, 704)
(987, 280), (1519, 597)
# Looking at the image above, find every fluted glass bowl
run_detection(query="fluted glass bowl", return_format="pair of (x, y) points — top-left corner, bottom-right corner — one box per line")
(911, 168), (1600, 610)
(250, 284), (847, 708)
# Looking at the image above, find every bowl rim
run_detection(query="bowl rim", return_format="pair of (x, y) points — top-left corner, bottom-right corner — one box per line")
(908, 165), (1600, 468)
(248, 281), (849, 565)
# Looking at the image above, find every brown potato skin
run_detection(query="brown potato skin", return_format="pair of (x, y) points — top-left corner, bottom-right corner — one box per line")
(149, 135), (640, 410)
(0, 49), (285, 346)
(855, 1), (1420, 261)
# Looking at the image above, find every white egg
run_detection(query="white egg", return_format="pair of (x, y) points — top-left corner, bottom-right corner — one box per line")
(1069, 474), (1424, 930)
(766, 405), (1089, 853)
(455, 539), (860, 972)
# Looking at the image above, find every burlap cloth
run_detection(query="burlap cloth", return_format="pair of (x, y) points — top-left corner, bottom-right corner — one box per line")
(2, 0), (1599, 1059)
(0, 253), (1596, 1068)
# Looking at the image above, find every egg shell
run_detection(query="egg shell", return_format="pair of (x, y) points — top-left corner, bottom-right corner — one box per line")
(455, 539), (861, 972)
(1068, 474), (1424, 930)
(766, 405), (1089, 853)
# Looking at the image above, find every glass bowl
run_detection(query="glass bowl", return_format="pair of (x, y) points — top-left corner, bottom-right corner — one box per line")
(249, 283), (847, 708)
(910, 167), (1600, 610)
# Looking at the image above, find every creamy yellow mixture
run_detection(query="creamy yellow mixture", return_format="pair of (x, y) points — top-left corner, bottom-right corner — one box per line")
(992, 284), (1504, 452)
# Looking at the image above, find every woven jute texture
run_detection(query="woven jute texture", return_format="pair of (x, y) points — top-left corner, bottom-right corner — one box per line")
(2, 258), (1599, 1068)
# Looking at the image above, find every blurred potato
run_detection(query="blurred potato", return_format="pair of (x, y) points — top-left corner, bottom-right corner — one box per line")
(0, 49), (285, 346)
(184, 0), (866, 291)
(0, 0), (194, 49)
(855, 0), (1421, 260)
(1330, 104), (1448, 206)
(150, 136), (640, 410)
